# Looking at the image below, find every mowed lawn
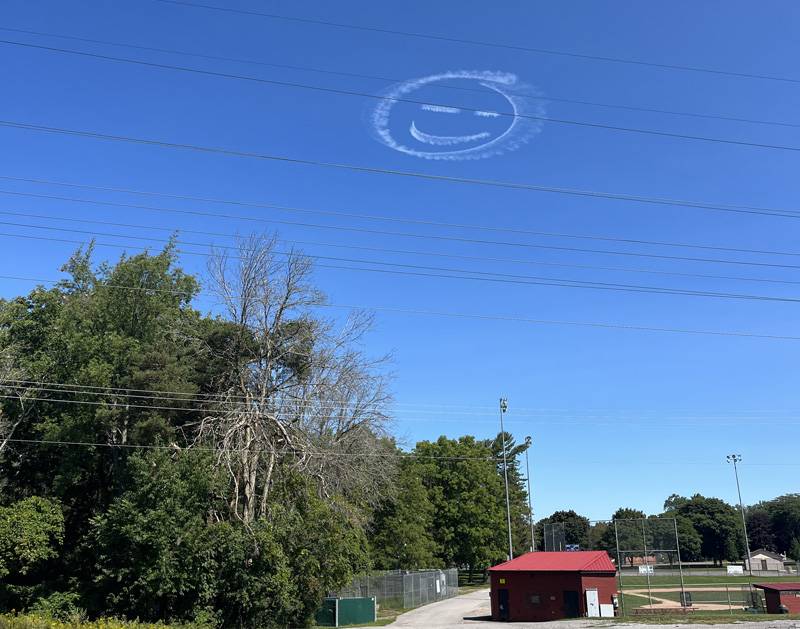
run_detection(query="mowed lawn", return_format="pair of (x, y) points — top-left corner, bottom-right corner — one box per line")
(620, 574), (800, 587)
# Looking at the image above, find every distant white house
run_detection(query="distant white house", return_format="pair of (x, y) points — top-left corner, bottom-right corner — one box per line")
(745, 549), (788, 572)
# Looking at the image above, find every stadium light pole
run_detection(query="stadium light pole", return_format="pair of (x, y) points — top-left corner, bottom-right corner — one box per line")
(524, 436), (535, 552)
(726, 454), (752, 578)
(499, 398), (514, 561)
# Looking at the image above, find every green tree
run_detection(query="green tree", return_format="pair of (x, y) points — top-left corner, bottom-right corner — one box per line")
(674, 494), (741, 564)
(485, 432), (532, 555)
(0, 496), (64, 579)
(0, 243), (384, 625)
(369, 459), (438, 570)
(538, 510), (591, 550)
(746, 508), (776, 551)
(597, 508), (646, 560)
(413, 436), (507, 580)
(589, 521), (610, 552)
(0, 496), (65, 611)
(675, 516), (703, 562)
(93, 450), (367, 627)
(788, 539), (800, 566)
(763, 494), (800, 553)
(664, 494), (689, 512)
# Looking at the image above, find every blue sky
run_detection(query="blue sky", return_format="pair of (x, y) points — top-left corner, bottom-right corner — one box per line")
(2, 0), (799, 522)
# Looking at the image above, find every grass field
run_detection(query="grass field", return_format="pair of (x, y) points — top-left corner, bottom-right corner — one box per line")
(615, 573), (800, 618)
(614, 612), (800, 624)
(619, 574), (800, 587)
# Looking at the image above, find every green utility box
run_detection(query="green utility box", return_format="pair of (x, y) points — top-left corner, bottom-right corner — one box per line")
(315, 597), (376, 627)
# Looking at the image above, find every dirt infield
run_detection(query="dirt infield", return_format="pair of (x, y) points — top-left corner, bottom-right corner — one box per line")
(624, 586), (749, 611)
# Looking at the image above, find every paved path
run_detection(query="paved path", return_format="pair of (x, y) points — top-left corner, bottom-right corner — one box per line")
(387, 589), (492, 627)
(386, 588), (800, 628)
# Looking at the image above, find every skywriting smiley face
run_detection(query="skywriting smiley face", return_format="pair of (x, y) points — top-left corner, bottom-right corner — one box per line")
(370, 70), (545, 160)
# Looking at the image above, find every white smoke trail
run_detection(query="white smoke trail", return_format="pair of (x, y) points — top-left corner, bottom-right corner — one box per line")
(409, 121), (491, 146)
(370, 70), (546, 161)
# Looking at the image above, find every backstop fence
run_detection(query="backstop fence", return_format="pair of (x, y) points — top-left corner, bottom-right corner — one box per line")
(539, 517), (780, 615)
(333, 568), (459, 610)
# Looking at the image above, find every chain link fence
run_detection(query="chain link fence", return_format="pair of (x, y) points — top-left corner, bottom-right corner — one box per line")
(334, 568), (459, 610)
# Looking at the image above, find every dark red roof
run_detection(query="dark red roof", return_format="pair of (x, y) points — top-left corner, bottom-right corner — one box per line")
(489, 551), (616, 573)
(754, 583), (800, 592)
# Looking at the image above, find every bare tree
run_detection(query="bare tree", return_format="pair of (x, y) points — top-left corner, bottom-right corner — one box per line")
(196, 235), (394, 523)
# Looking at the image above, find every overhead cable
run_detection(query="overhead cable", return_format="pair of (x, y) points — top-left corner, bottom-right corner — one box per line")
(3, 39), (800, 154)
(155, 0), (800, 86)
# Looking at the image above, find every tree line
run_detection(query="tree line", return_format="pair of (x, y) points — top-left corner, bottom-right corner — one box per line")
(1, 240), (798, 627)
(529, 494), (800, 567)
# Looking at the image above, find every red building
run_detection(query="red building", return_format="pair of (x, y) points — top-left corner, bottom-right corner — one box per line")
(489, 551), (617, 622)
(754, 583), (800, 614)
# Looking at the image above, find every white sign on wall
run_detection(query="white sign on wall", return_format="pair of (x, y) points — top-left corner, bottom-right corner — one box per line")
(638, 565), (654, 575)
(727, 565), (744, 575)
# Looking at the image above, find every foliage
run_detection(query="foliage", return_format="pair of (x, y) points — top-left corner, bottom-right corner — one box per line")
(672, 494), (741, 564)
(0, 615), (210, 629)
(761, 494), (800, 554)
(0, 244), (388, 627)
(789, 538), (800, 562)
(413, 436), (508, 575)
(537, 510), (590, 550)
(746, 508), (776, 551)
(674, 516), (703, 562)
(368, 458), (439, 570)
(0, 497), (64, 579)
(28, 591), (86, 622)
(92, 450), (366, 628)
(484, 432), (533, 555)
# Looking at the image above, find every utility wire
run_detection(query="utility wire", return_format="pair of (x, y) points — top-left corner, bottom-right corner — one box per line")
(3, 25), (799, 130)
(4, 121), (800, 220)
(0, 435), (498, 461)
(2, 271), (800, 342)
(2, 391), (798, 428)
(6, 379), (798, 419)
(155, 0), (800, 86)
(4, 38), (800, 154)
(3, 174), (800, 238)
(4, 383), (800, 425)
(6, 205), (800, 286)
(3, 436), (799, 464)
(1, 221), (800, 302)
(5, 186), (800, 258)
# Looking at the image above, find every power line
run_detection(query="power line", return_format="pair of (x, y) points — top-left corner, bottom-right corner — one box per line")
(2, 271), (800, 342)
(5, 38), (800, 154)
(4, 436), (799, 464)
(4, 25), (799, 130)
(155, 0), (800, 86)
(6, 379), (800, 419)
(5, 205), (800, 288)
(3, 388), (799, 427)
(6, 186), (800, 259)
(3, 175), (800, 242)
(0, 435), (497, 461)
(4, 120), (800, 221)
(1, 221), (800, 303)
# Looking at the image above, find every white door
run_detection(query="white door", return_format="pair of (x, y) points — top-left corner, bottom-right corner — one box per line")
(586, 589), (600, 617)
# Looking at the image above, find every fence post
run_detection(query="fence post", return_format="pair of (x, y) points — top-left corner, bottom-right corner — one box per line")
(672, 518), (686, 608)
(726, 584), (732, 615)
(641, 519), (653, 609)
(613, 520), (625, 617)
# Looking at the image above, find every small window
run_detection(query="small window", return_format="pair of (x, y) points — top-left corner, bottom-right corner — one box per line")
(530, 594), (541, 605)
